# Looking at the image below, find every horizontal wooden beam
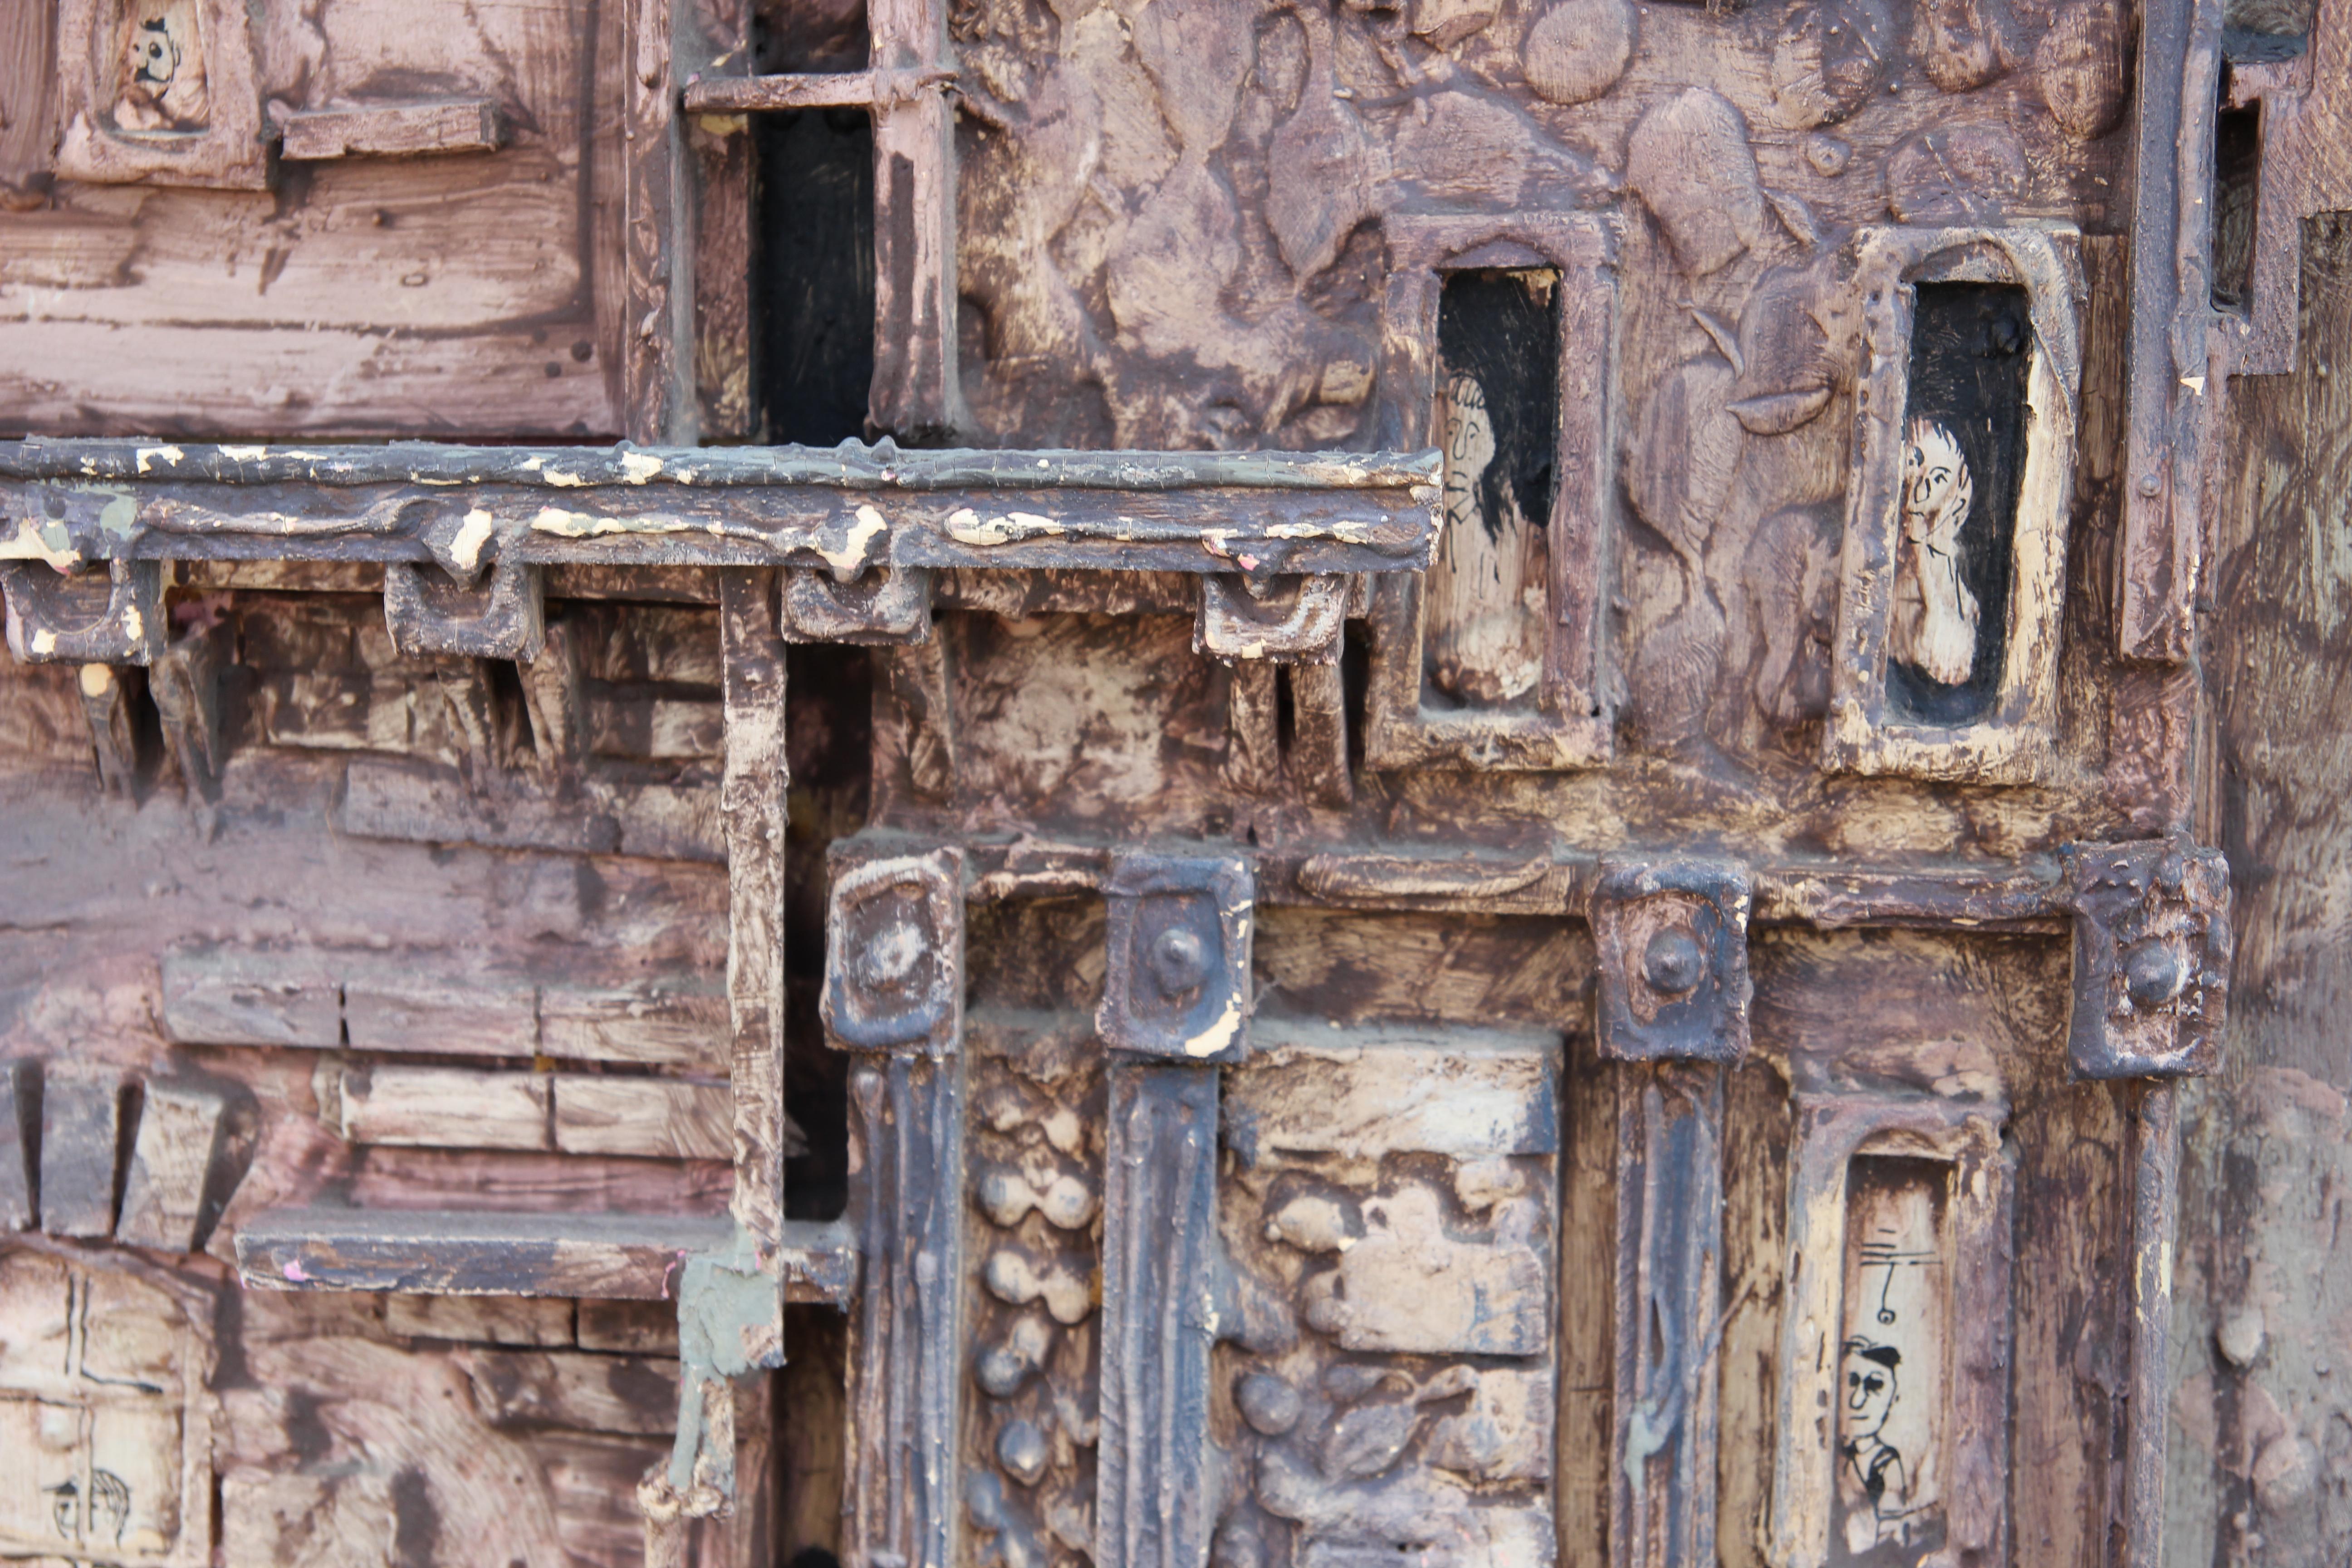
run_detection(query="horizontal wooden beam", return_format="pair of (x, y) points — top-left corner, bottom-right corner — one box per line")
(943, 834), (2070, 931)
(278, 98), (506, 160)
(0, 438), (1436, 579)
(234, 1209), (858, 1305)
(681, 69), (955, 113)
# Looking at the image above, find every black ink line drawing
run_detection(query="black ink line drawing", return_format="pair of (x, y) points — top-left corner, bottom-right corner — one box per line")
(1839, 1336), (1911, 1527)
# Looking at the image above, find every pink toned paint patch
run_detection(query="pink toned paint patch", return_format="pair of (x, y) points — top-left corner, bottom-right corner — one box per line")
(281, 1259), (309, 1282)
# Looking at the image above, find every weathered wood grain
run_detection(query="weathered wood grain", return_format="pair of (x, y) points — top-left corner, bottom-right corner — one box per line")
(459, 1347), (684, 1435)
(117, 1078), (232, 1252)
(720, 569), (792, 1250)
(0, 1060), (34, 1230)
(386, 1292), (577, 1347)
(1096, 1063), (1223, 1568)
(339, 1065), (554, 1152)
(1611, 1063), (1725, 1568)
(38, 1061), (124, 1238)
(279, 99), (508, 161)
(234, 1209), (735, 1298)
(553, 1075), (735, 1161)
(2118, 0), (2225, 663)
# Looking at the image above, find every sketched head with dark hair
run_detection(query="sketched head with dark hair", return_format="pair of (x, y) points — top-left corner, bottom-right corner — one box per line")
(1840, 1336), (1901, 1438)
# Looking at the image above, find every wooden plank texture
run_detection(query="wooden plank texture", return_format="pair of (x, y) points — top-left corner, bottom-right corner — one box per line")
(339, 1066), (553, 1152)
(38, 1062), (123, 1238)
(553, 1075), (734, 1161)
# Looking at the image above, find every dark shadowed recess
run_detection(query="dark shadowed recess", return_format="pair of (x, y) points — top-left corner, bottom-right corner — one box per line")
(1887, 281), (2029, 727)
(784, 641), (872, 1220)
(756, 108), (876, 446)
(1436, 267), (1560, 541)
(2210, 97), (2263, 312)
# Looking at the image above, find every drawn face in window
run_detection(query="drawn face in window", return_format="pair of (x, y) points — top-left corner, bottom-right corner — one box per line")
(114, 1), (210, 133)
(1890, 418), (1978, 689)
(1841, 1340), (1899, 1440)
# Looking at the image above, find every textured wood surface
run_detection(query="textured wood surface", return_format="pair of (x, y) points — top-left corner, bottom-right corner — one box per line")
(0, 0), (2287, 1555)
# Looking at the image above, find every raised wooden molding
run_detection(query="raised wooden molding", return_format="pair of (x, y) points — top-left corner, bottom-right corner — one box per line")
(1367, 211), (1617, 771)
(1822, 226), (2084, 785)
(52, 0), (267, 189)
(233, 1209), (856, 1304)
(276, 98), (505, 161)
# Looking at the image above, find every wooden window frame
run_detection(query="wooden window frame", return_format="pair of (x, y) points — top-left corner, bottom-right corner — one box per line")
(53, 0), (268, 190)
(1365, 212), (1617, 772)
(1769, 1093), (2014, 1568)
(1821, 225), (2084, 785)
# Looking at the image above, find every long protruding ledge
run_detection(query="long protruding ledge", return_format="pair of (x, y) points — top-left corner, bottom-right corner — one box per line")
(233, 1208), (858, 1305)
(0, 439), (1440, 579)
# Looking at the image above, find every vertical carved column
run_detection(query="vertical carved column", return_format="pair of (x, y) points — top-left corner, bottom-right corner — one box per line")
(867, 0), (961, 440)
(1099, 1064), (1224, 1568)
(1613, 1063), (1725, 1568)
(623, 0), (682, 442)
(827, 841), (969, 1568)
(1094, 854), (1254, 1568)
(720, 571), (791, 1254)
(1590, 859), (1752, 1568)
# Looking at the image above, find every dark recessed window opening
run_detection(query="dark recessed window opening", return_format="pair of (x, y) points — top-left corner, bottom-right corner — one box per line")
(2211, 98), (2263, 312)
(755, 0), (870, 74)
(756, 108), (875, 447)
(1424, 267), (1559, 713)
(1886, 281), (2031, 728)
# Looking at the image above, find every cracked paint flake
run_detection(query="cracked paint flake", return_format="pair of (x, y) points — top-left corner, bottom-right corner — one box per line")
(530, 506), (690, 539)
(2, 517), (83, 569)
(946, 507), (1064, 547)
(449, 509), (497, 573)
(814, 506), (889, 576)
(133, 445), (184, 473)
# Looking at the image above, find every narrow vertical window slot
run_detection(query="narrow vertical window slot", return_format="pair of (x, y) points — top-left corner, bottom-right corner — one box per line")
(1836, 1156), (1952, 1562)
(2211, 97), (2263, 313)
(1886, 282), (2029, 727)
(755, 108), (876, 445)
(1425, 268), (1559, 714)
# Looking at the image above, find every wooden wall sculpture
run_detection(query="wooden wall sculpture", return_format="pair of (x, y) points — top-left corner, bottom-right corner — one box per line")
(0, 0), (2301, 1554)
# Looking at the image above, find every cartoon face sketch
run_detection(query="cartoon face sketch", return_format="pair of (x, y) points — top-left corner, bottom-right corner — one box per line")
(1839, 1336), (1912, 1538)
(114, 1), (210, 133)
(1842, 1339), (1899, 1442)
(1889, 417), (1979, 688)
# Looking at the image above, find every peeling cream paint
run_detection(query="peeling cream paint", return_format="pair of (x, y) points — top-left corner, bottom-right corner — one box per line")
(814, 506), (890, 576)
(133, 445), (183, 473)
(946, 507), (1065, 547)
(544, 469), (588, 487)
(30, 629), (56, 655)
(529, 506), (689, 538)
(620, 453), (666, 485)
(78, 663), (115, 698)
(120, 605), (143, 642)
(449, 509), (497, 573)
(218, 446), (267, 461)
(2, 517), (83, 569)
(1184, 990), (1244, 1058)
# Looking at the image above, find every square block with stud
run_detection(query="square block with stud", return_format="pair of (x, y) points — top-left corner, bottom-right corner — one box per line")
(1097, 855), (1254, 1064)
(1590, 858), (1753, 1063)
(2059, 838), (2231, 1079)
(823, 844), (966, 1054)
